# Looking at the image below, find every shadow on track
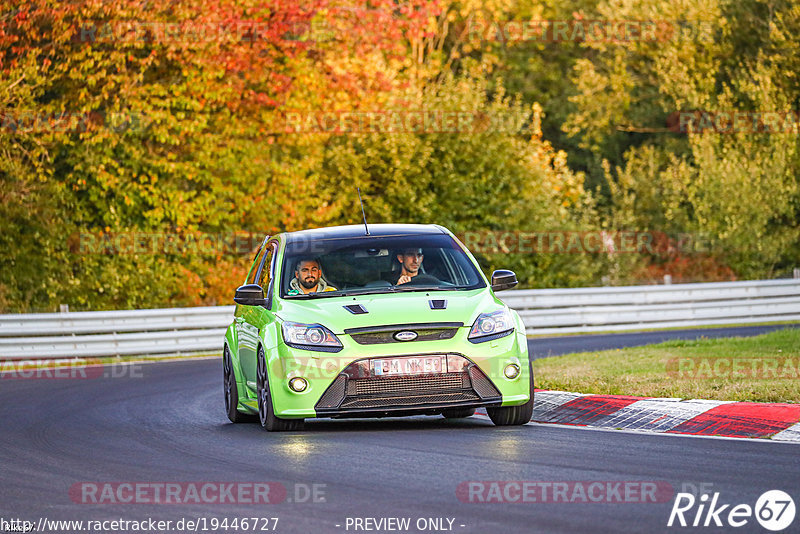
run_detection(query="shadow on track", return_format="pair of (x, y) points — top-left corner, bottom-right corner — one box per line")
(216, 414), (497, 434)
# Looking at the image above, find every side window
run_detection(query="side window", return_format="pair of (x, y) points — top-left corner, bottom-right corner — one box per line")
(256, 244), (275, 288)
(246, 243), (267, 285)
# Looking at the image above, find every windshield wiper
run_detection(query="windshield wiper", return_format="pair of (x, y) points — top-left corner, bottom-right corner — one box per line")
(392, 285), (457, 292)
(284, 292), (345, 299)
(285, 286), (465, 298)
(285, 287), (397, 298)
(338, 287), (397, 296)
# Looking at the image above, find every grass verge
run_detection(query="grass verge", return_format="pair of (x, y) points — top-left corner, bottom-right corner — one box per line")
(533, 328), (800, 403)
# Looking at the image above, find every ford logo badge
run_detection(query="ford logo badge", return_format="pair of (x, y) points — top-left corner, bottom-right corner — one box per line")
(393, 330), (418, 342)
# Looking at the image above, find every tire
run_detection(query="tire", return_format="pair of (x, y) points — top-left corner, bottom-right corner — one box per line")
(223, 345), (255, 423)
(486, 361), (535, 426)
(442, 408), (476, 419)
(256, 346), (304, 432)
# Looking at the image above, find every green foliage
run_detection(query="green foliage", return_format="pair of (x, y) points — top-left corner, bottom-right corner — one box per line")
(304, 76), (607, 287)
(573, 0), (800, 279)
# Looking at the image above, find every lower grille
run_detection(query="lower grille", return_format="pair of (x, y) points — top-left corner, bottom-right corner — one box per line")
(316, 375), (346, 408)
(352, 374), (463, 396)
(469, 366), (502, 399)
(314, 354), (503, 412)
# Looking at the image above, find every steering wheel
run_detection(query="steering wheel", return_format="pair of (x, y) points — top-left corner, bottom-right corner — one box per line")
(402, 274), (441, 286)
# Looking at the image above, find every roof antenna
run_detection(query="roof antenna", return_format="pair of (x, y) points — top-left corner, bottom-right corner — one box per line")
(357, 187), (370, 236)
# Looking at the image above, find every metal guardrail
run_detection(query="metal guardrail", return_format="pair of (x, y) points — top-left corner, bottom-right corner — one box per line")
(0, 306), (234, 360)
(499, 279), (800, 335)
(1, 279), (798, 360)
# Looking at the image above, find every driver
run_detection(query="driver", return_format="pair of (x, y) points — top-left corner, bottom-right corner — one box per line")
(288, 257), (337, 295)
(388, 248), (425, 285)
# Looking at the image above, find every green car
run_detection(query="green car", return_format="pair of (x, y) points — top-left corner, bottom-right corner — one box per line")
(223, 224), (534, 431)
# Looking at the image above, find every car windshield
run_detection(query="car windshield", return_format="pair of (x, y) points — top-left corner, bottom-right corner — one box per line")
(280, 233), (485, 298)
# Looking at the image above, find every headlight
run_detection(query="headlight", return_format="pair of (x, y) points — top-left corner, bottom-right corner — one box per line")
(468, 309), (514, 343)
(281, 321), (343, 352)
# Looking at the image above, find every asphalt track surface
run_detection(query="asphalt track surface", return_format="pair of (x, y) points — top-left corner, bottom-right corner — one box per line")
(1, 327), (799, 534)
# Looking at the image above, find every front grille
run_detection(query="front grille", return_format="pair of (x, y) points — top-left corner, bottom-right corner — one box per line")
(344, 323), (463, 345)
(351, 374), (463, 396)
(350, 329), (458, 345)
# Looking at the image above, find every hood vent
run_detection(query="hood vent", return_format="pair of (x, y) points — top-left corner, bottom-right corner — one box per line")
(343, 304), (368, 315)
(429, 299), (447, 310)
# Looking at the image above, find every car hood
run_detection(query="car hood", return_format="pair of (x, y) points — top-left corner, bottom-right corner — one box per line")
(274, 289), (501, 334)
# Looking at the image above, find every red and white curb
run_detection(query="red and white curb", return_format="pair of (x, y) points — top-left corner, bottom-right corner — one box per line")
(480, 390), (800, 442)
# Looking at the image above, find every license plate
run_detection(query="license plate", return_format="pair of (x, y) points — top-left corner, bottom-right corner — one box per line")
(372, 356), (447, 376)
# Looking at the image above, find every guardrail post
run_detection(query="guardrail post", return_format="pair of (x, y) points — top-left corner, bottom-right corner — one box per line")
(59, 304), (69, 313)
(663, 274), (672, 285)
(794, 268), (799, 279)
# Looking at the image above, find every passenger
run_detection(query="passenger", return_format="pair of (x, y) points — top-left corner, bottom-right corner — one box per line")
(288, 257), (337, 295)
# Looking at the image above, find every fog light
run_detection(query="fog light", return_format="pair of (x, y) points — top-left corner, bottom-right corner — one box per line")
(289, 377), (308, 392)
(504, 364), (520, 379)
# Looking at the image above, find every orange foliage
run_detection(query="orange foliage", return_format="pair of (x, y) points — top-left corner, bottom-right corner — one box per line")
(633, 233), (736, 283)
(177, 257), (249, 307)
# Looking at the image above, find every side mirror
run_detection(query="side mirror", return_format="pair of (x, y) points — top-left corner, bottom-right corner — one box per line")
(234, 284), (266, 306)
(491, 270), (518, 292)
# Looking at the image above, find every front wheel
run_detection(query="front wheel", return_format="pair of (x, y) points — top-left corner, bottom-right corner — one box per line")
(256, 346), (304, 432)
(486, 361), (534, 426)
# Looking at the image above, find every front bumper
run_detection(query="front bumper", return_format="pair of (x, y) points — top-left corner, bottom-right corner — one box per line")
(314, 355), (502, 418)
(261, 326), (531, 419)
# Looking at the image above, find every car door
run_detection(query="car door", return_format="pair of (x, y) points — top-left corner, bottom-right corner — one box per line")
(237, 240), (278, 389)
(235, 239), (268, 389)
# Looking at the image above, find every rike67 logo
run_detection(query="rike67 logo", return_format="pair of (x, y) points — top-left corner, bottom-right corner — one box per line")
(668, 490), (795, 531)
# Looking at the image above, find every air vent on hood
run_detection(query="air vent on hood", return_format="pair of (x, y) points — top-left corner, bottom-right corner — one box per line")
(343, 304), (368, 314)
(429, 299), (447, 310)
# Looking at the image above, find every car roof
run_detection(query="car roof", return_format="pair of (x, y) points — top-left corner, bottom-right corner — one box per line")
(282, 224), (447, 243)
